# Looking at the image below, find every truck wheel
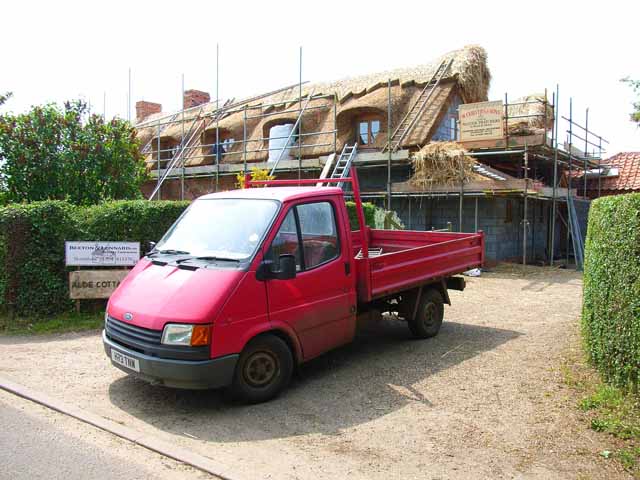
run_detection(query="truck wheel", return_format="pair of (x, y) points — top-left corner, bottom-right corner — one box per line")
(231, 334), (293, 404)
(408, 288), (444, 339)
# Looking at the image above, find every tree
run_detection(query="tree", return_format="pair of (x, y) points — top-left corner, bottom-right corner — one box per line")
(622, 78), (640, 124)
(0, 100), (148, 205)
(0, 92), (12, 107)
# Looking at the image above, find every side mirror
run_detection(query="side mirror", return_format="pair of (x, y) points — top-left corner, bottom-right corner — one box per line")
(256, 254), (297, 281)
(274, 254), (297, 280)
(144, 241), (156, 255)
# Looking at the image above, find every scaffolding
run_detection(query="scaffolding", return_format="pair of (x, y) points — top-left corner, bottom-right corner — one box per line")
(137, 54), (609, 271)
(147, 87), (338, 200)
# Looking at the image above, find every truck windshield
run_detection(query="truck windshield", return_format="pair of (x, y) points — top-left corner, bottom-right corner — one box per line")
(154, 199), (279, 261)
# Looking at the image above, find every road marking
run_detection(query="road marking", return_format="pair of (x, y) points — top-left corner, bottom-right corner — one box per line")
(0, 376), (242, 480)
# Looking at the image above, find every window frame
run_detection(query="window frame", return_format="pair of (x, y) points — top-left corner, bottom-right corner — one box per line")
(267, 200), (342, 274)
(356, 115), (383, 146)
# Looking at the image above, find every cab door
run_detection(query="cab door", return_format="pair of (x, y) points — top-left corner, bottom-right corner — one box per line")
(264, 199), (356, 360)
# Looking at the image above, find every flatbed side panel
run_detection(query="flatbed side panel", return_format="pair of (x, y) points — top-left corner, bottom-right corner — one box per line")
(368, 234), (483, 300)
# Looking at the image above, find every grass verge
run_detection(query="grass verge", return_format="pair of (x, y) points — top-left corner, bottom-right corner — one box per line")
(0, 311), (103, 335)
(564, 344), (640, 476)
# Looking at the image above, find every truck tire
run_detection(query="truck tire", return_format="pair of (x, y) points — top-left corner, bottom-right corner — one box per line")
(408, 288), (444, 339)
(231, 334), (293, 404)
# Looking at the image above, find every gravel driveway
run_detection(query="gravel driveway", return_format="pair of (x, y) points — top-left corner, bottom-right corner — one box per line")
(0, 265), (630, 479)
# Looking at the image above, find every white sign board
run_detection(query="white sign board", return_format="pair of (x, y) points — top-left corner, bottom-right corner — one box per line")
(65, 241), (140, 267)
(69, 270), (130, 299)
(459, 100), (504, 142)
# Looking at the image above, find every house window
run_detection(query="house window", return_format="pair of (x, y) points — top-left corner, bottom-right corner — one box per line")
(154, 138), (179, 161)
(357, 116), (381, 146)
(203, 131), (235, 163)
(432, 94), (462, 142)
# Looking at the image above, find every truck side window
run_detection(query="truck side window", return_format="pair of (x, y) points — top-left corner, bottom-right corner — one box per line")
(297, 202), (339, 269)
(268, 209), (302, 271)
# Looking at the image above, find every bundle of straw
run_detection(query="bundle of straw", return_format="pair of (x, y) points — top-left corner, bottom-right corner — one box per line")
(410, 142), (482, 189)
(506, 94), (554, 135)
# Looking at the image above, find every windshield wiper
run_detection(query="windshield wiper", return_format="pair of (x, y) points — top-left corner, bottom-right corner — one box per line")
(175, 255), (240, 264)
(149, 249), (191, 257)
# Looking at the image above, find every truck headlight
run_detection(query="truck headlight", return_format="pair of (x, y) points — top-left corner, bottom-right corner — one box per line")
(161, 324), (211, 346)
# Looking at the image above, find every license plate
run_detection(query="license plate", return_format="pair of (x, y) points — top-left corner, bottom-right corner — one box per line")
(111, 349), (140, 372)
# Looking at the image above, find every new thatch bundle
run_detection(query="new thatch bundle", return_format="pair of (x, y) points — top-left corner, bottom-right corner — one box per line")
(410, 142), (481, 188)
(507, 94), (554, 135)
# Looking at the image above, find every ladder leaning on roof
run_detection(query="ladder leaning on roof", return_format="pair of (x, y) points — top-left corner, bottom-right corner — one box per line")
(140, 111), (182, 158)
(147, 103), (227, 201)
(382, 57), (454, 154)
(326, 143), (358, 189)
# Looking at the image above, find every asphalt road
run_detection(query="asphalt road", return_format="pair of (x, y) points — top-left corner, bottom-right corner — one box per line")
(0, 391), (210, 480)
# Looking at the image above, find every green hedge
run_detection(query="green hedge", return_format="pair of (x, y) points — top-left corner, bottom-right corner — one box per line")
(583, 193), (640, 390)
(0, 199), (381, 317)
(0, 200), (189, 317)
(82, 200), (190, 244)
(0, 201), (80, 315)
(346, 201), (376, 230)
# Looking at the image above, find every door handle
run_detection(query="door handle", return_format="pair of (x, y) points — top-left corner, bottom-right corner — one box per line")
(344, 262), (351, 276)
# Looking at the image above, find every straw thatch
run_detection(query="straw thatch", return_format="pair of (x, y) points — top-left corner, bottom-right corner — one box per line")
(306, 44), (490, 104)
(136, 45), (491, 168)
(507, 94), (554, 135)
(410, 142), (482, 189)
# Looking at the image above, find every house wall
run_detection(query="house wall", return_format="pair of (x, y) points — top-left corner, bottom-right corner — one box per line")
(365, 194), (553, 264)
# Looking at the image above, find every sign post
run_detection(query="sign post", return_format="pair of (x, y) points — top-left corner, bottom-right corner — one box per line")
(459, 100), (504, 142)
(65, 242), (140, 306)
(65, 241), (140, 267)
(69, 270), (131, 300)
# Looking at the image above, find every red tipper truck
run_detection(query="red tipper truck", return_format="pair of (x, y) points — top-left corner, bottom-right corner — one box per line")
(103, 169), (484, 403)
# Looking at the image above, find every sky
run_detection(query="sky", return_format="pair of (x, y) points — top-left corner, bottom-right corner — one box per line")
(2, 0), (638, 156)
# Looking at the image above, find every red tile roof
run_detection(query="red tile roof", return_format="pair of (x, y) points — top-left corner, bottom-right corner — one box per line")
(589, 152), (640, 194)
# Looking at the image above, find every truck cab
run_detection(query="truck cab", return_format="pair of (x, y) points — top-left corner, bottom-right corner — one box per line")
(103, 172), (483, 403)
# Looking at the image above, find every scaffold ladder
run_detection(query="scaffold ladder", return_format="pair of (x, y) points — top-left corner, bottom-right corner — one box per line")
(148, 104), (220, 200)
(148, 82), (309, 200)
(328, 143), (358, 189)
(383, 58), (454, 153)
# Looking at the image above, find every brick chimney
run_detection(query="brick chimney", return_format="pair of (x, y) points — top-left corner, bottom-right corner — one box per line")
(136, 101), (162, 123)
(183, 89), (211, 109)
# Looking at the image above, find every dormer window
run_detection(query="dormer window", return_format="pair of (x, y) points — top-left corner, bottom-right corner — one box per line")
(153, 137), (179, 161)
(356, 115), (382, 146)
(203, 130), (236, 163)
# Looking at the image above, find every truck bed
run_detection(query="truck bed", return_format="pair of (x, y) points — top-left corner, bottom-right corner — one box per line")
(352, 228), (484, 302)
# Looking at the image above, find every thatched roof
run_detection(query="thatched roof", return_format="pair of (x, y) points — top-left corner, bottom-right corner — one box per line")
(137, 45), (491, 168)
(308, 44), (490, 104)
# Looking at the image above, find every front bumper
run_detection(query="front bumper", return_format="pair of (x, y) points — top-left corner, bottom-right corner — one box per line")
(102, 330), (238, 390)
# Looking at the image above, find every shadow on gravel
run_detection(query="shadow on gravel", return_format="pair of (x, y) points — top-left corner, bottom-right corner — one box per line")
(0, 330), (101, 346)
(481, 269), (582, 293)
(108, 318), (520, 442)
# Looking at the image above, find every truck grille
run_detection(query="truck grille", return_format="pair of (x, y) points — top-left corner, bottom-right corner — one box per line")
(105, 316), (209, 361)
(106, 316), (162, 348)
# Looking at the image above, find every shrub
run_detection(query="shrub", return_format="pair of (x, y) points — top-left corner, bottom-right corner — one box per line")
(346, 201), (377, 230)
(582, 193), (640, 390)
(82, 200), (190, 245)
(0, 201), (79, 315)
